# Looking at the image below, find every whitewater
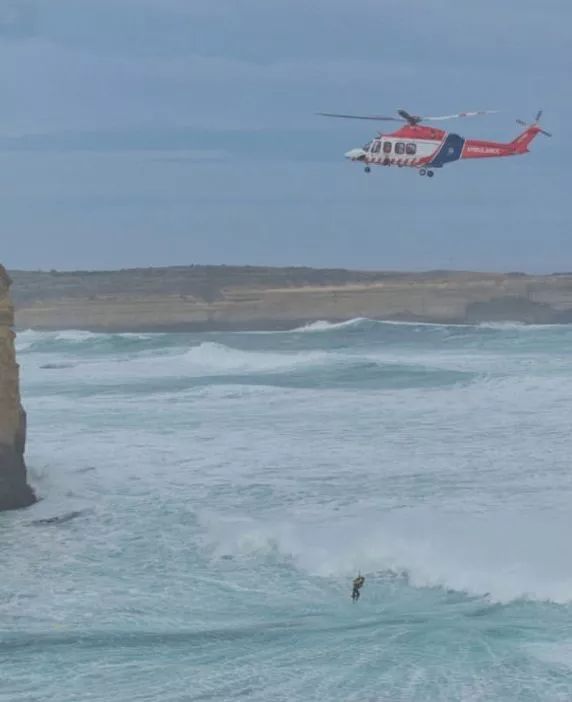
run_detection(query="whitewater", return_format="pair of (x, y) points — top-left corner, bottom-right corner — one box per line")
(3, 319), (572, 701)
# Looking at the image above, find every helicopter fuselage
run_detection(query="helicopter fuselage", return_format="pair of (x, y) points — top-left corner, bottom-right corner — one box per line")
(346, 123), (543, 177)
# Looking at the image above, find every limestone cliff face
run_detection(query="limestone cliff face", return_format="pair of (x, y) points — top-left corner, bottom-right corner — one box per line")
(9, 267), (572, 330)
(0, 266), (34, 510)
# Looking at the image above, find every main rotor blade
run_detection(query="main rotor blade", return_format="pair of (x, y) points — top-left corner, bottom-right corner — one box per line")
(421, 110), (499, 121)
(316, 112), (405, 122)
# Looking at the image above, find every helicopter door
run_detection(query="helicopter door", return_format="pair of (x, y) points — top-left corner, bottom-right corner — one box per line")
(371, 140), (382, 158)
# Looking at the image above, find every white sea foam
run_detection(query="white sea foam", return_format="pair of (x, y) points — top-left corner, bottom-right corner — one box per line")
(54, 330), (100, 342)
(20, 340), (479, 390)
(182, 341), (332, 374)
(15, 329), (49, 351)
(526, 642), (572, 669)
(57, 342), (343, 382)
(294, 318), (371, 332)
(16, 328), (159, 350)
(477, 321), (571, 331)
(202, 507), (572, 604)
(16, 329), (101, 348)
(294, 318), (572, 334)
(9, 325), (572, 699)
(19, 335), (572, 400)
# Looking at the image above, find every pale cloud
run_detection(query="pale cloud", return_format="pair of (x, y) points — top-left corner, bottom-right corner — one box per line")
(0, 0), (569, 270)
(21, 0), (572, 66)
(0, 33), (565, 137)
(0, 0), (568, 135)
(0, 1), (36, 38)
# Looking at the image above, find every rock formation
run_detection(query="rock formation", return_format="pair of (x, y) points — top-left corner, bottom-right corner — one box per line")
(0, 265), (35, 510)
(9, 266), (572, 331)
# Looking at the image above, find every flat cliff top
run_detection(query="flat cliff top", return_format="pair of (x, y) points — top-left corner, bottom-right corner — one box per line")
(9, 265), (572, 330)
(9, 265), (560, 304)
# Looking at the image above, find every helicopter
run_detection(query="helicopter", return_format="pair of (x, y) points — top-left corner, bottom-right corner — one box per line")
(318, 109), (551, 177)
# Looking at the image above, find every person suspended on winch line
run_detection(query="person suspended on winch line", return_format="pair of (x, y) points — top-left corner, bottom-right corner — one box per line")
(351, 574), (365, 601)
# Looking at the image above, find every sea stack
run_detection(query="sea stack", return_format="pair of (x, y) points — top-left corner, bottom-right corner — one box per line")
(0, 265), (35, 510)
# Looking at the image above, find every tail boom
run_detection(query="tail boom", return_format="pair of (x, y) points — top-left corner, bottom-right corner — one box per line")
(461, 125), (542, 160)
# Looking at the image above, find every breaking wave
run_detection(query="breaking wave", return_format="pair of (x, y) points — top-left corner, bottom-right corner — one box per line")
(293, 318), (372, 332)
(10, 322), (572, 700)
(16, 329), (163, 353)
(202, 509), (572, 605)
(293, 317), (572, 334)
(23, 340), (475, 392)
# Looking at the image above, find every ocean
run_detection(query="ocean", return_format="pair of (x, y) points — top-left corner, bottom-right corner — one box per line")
(3, 320), (572, 701)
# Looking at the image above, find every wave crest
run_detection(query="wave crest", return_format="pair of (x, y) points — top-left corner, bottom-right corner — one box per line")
(183, 341), (331, 375)
(294, 318), (371, 332)
(201, 510), (572, 605)
(15, 329), (160, 353)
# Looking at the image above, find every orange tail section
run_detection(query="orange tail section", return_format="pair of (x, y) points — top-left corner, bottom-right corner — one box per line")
(462, 123), (549, 160)
(510, 125), (543, 154)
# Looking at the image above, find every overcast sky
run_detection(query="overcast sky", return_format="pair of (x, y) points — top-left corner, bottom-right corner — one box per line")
(1, 0), (570, 272)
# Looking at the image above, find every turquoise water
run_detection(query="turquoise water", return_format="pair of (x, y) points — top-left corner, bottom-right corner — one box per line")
(3, 320), (572, 701)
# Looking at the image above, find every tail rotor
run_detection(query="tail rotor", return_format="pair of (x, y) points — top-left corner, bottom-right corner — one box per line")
(516, 109), (552, 137)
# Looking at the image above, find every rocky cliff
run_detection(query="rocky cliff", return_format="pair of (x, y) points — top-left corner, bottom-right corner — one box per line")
(0, 266), (35, 510)
(9, 266), (572, 331)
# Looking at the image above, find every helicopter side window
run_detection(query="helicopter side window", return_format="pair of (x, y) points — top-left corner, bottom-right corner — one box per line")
(395, 142), (405, 155)
(371, 141), (381, 154)
(406, 143), (417, 155)
(362, 141), (372, 152)
(383, 141), (392, 153)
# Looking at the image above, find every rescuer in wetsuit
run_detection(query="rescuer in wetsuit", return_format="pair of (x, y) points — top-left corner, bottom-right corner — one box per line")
(351, 574), (365, 601)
